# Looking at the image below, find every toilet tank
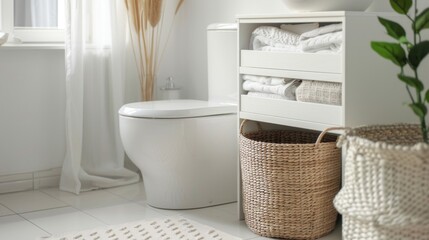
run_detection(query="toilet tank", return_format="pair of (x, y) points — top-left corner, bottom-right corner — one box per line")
(207, 23), (237, 104)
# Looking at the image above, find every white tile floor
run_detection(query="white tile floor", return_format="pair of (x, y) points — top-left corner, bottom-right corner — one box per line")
(0, 182), (342, 240)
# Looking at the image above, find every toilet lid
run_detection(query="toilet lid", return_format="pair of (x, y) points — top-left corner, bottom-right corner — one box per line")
(119, 100), (237, 119)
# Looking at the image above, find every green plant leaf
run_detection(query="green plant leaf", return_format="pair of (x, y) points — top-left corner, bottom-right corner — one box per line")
(409, 103), (428, 118)
(399, 36), (410, 45)
(415, 8), (429, 33)
(390, 0), (412, 14)
(378, 17), (406, 40)
(408, 41), (429, 69)
(371, 42), (407, 66)
(398, 74), (424, 91)
(425, 90), (429, 102)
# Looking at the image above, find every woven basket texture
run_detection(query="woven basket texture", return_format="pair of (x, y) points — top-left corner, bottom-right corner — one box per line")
(296, 80), (342, 105)
(334, 124), (429, 240)
(240, 126), (341, 239)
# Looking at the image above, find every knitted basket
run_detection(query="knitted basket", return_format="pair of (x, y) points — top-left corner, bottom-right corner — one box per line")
(296, 80), (342, 105)
(334, 124), (429, 240)
(240, 120), (341, 239)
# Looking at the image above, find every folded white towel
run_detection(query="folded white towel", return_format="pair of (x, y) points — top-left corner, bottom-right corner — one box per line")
(299, 23), (343, 41)
(252, 35), (300, 51)
(280, 23), (320, 35)
(243, 80), (301, 100)
(300, 31), (342, 52)
(250, 26), (300, 50)
(248, 92), (294, 100)
(242, 75), (289, 86)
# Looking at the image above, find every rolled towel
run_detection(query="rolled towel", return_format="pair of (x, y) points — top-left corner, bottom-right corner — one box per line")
(243, 79), (301, 100)
(250, 26), (300, 50)
(299, 23), (343, 41)
(242, 75), (289, 86)
(252, 35), (300, 51)
(300, 31), (343, 53)
(280, 23), (320, 35)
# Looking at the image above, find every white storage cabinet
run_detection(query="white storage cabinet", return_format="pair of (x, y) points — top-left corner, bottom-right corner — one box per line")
(237, 11), (420, 219)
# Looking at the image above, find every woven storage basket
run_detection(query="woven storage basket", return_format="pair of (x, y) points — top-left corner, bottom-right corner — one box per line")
(334, 124), (429, 240)
(240, 120), (341, 239)
(296, 80), (342, 105)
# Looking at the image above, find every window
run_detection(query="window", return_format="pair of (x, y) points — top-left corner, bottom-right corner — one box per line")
(1, 0), (65, 43)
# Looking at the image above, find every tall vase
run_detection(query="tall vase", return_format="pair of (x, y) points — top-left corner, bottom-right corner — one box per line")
(334, 124), (429, 240)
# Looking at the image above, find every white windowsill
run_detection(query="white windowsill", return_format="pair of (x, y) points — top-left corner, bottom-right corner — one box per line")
(0, 43), (65, 50)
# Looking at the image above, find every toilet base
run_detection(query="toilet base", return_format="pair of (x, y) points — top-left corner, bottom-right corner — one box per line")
(119, 114), (238, 210)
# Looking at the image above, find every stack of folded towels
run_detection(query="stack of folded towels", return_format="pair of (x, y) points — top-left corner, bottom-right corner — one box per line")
(242, 75), (301, 100)
(250, 23), (343, 53)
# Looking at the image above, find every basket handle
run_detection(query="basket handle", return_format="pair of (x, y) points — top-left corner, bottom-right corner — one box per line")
(240, 119), (263, 134)
(315, 127), (350, 145)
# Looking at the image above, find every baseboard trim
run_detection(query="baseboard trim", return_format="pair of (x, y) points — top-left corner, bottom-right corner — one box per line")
(0, 168), (61, 194)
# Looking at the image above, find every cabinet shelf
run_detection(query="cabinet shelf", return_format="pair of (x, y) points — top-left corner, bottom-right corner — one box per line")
(241, 95), (342, 130)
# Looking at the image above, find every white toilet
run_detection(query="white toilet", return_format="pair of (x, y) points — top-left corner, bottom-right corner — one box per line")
(118, 24), (238, 209)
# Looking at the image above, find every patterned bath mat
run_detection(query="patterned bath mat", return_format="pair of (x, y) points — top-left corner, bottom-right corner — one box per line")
(41, 216), (242, 240)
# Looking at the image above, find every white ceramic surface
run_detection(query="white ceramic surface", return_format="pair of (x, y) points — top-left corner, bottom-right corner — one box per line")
(207, 24), (238, 104)
(119, 99), (236, 118)
(119, 114), (238, 209)
(282, 0), (374, 11)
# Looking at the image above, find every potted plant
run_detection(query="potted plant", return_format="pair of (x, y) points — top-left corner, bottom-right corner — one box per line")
(334, 1), (429, 239)
(371, 0), (429, 143)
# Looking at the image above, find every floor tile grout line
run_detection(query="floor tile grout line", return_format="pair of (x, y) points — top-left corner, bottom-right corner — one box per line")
(16, 206), (72, 215)
(40, 187), (136, 206)
(16, 213), (52, 237)
(36, 189), (73, 207)
(0, 202), (18, 216)
(78, 207), (116, 226)
(104, 189), (141, 202)
(79, 206), (170, 227)
(19, 206), (110, 236)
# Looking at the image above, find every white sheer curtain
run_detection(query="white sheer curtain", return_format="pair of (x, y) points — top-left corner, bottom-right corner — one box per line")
(60, 0), (140, 194)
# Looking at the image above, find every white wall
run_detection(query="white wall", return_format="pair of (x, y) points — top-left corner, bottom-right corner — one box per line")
(0, 49), (66, 175)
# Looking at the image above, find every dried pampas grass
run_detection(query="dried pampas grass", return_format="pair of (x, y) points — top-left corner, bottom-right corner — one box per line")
(147, 0), (163, 28)
(175, 0), (184, 14)
(125, 0), (185, 101)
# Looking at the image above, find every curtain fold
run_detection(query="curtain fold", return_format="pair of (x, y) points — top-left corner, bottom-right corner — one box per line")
(60, 0), (140, 194)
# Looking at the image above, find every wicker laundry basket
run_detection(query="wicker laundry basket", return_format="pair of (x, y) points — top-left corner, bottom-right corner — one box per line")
(334, 124), (429, 240)
(239, 120), (341, 239)
(296, 80), (342, 105)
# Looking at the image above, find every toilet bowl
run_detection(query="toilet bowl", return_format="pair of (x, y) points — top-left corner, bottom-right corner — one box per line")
(118, 24), (238, 209)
